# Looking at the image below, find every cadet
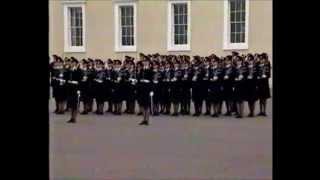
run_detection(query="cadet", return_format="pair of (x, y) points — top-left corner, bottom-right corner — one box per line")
(79, 59), (95, 114)
(192, 56), (205, 116)
(257, 53), (271, 116)
(233, 56), (249, 118)
(180, 55), (192, 115)
(170, 56), (183, 116)
(66, 57), (82, 123)
(93, 59), (106, 115)
(125, 57), (137, 114)
(151, 60), (162, 116)
(112, 59), (125, 115)
(162, 59), (173, 115)
(138, 56), (154, 125)
(209, 57), (224, 117)
(203, 57), (212, 115)
(245, 54), (259, 117)
(222, 55), (236, 116)
(104, 59), (114, 113)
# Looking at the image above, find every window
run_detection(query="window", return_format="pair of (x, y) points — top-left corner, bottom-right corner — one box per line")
(63, 1), (86, 52)
(223, 0), (249, 50)
(168, 0), (191, 51)
(114, 1), (137, 52)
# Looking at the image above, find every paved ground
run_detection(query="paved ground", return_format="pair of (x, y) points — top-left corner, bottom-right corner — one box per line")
(50, 99), (272, 180)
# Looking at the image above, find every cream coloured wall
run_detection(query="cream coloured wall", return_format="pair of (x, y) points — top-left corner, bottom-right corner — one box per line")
(49, 0), (272, 60)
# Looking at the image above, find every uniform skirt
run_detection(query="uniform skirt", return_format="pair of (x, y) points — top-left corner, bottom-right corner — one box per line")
(233, 80), (247, 102)
(170, 81), (182, 103)
(160, 82), (171, 105)
(245, 79), (258, 102)
(152, 82), (161, 104)
(52, 85), (67, 101)
(93, 82), (106, 103)
(138, 82), (152, 108)
(257, 78), (271, 99)
(222, 80), (234, 101)
(66, 84), (79, 109)
(208, 82), (223, 103)
(112, 82), (125, 103)
(192, 81), (205, 102)
(180, 81), (191, 101)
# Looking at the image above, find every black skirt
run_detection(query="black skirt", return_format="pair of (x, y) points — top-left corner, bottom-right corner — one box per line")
(52, 85), (67, 101)
(208, 82), (223, 103)
(233, 80), (247, 102)
(160, 82), (171, 104)
(66, 84), (79, 109)
(257, 78), (271, 99)
(222, 80), (234, 101)
(139, 83), (153, 108)
(245, 79), (258, 102)
(93, 82), (106, 103)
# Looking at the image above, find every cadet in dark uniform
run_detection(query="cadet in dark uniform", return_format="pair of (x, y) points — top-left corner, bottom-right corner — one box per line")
(79, 59), (95, 114)
(203, 57), (212, 115)
(171, 56), (183, 116)
(162, 59), (173, 115)
(151, 60), (162, 116)
(112, 60), (124, 115)
(245, 54), (259, 117)
(126, 58), (137, 114)
(233, 56), (249, 118)
(136, 58), (144, 116)
(180, 55), (192, 115)
(159, 58), (166, 114)
(222, 55), (236, 116)
(66, 57), (82, 123)
(93, 59), (106, 115)
(51, 56), (67, 114)
(104, 59), (114, 113)
(138, 57), (154, 125)
(64, 57), (72, 112)
(257, 53), (271, 116)
(192, 56), (205, 116)
(209, 57), (224, 117)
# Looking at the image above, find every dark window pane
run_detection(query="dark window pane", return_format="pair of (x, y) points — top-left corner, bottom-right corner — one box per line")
(231, 32), (235, 43)
(231, 23), (236, 33)
(241, 12), (245, 21)
(239, 33), (245, 42)
(174, 4), (178, 14)
(236, 0), (241, 10)
(236, 11), (241, 21)
(121, 17), (125, 26)
(241, 0), (246, 11)
(235, 23), (240, 33)
(231, 12), (235, 22)
(183, 14), (187, 24)
(240, 23), (245, 33)
(230, 0), (236, 11)
(235, 33), (240, 42)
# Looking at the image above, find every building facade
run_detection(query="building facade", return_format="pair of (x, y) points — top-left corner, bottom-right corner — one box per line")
(49, 0), (272, 61)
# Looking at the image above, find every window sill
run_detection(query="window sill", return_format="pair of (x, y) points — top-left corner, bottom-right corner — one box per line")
(167, 45), (191, 52)
(115, 46), (137, 52)
(223, 43), (248, 50)
(64, 46), (86, 53)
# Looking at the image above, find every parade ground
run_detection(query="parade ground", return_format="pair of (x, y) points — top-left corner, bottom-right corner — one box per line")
(50, 99), (272, 179)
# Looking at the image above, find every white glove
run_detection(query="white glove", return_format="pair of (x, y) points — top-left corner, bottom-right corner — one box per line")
(77, 90), (81, 95)
(150, 91), (154, 97)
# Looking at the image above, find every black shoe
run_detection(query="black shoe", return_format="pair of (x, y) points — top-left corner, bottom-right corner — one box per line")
(224, 112), (231, 116)
(211, 113), (218, 117)
(107, 109), (112, 113)
(56, 111), (64, 115)
(172, 113), (178, 116)
(236, 115), (242, 118)
(257, 112), (264, 116)
(54, 109), (58, 113)
(139, 121), (149, 126)
(153, 112), (159, 116)
(137, 112), (143, 116)
(204, 111), (211, 116)
(164, 111), (170, 115)
(80, 111), (88, 115)
(248, 113), (254, 117)
(67, 119), (76, 123)
(261, 112), (267, 116)
(193, 113), (200, 117)
(97, 111), (104, 115)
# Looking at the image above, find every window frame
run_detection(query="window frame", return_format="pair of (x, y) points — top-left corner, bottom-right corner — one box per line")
(167, 0), (191, 52)
(114, 1), (137, 52)
(223, 0), (249, 50)
(63, 1), (86, 53)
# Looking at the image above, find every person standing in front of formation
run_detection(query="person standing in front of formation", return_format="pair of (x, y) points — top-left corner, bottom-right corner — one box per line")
(209, 56), (224, 117)
(233, 56), (249, 118)
(245, 54), (259, 117)
(66, 57), (82, 123)
(93, 59), (106, 115)
(138, 56), (154, 126)
(51, 55), (67, 114)
(222, 55), (236, 116)
(257, 53), (271, 116)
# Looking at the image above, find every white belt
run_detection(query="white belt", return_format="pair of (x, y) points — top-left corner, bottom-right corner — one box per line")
(68, 80), (78, 85)
(141, 79), (150, 83)
(56, 78), (66, 82)
(153, 80), (158, 84)
(94, 79), (103, 83)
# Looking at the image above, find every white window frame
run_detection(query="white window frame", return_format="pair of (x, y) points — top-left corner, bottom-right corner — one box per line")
(63, 0), (86, 52)
(114, 1), (137, 52)
(223, 0), (249, 50)
(167, 0), (191, 52)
